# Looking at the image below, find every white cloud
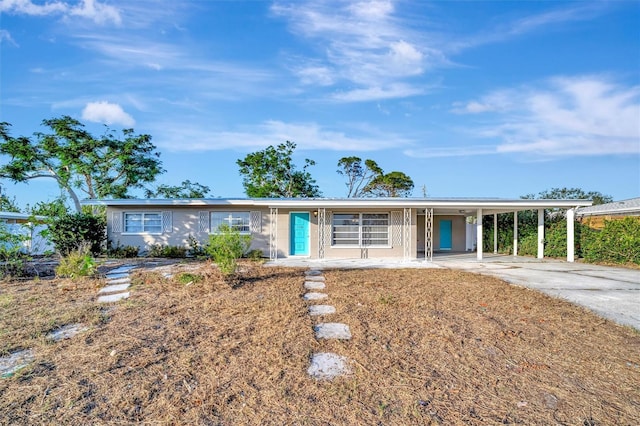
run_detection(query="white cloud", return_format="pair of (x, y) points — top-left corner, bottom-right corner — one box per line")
(404, 145), (497, 158)
(81, 101), (135, 127)
(447, 3), (607, 52)
(0, 0), (121, 25)
(154, 120), (412, 152)
(294, 65), (335, 86)
(451, 91), (514, 114)
(0, 0), (68, 16)
(0, 29), (17, 46)
(348, 0), (393, 20)
(272, 0), (436, 101)
(69, 0), (121, 25)
(331, 83), (425, 102)
(447, 75), (640, 157)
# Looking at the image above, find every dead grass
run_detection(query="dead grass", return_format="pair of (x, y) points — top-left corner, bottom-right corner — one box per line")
(0, 261), (638, 425)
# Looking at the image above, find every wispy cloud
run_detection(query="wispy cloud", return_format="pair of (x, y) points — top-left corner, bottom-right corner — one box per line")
(414, 75), (640, 159)
(331, 83), (425, 102)
(447, 2), (608, 52)
(0, 0), (121, 25)
(0, 29), (17, 46)
(82, 101), (135, 127)
(153, 120), (413, 153)
(272, 0), (436, 102)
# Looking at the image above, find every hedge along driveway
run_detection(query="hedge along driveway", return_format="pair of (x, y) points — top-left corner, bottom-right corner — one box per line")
(436, 256), (640, 330)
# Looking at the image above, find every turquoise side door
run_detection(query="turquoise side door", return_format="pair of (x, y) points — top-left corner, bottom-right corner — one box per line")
(440, 220), (452, 250)
(290, 212), (310, 256)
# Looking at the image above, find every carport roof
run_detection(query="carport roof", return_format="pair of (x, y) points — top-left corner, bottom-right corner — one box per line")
(84, 197), (592, 215)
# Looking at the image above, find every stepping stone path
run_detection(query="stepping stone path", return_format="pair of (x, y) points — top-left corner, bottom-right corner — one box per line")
(314, 322), (352, 340)
(0, 349), (35, 379)
(46, 324), (89, 342)
(303, 269), (352, 380)
(0, 265), (137, 379)
(303, 292), (328, 301)
(304, 281), (326, 290)
(97, 265), (136, 303)
(309, 305), (336, 316)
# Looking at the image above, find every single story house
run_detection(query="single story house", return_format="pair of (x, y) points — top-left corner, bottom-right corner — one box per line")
(0, 211), (54, 255)
(85, 198), (592, 262)
(576, 197), (640, 229)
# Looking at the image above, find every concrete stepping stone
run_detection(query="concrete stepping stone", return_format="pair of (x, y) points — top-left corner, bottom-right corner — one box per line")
(106, 277), (131, 285)
(304, 281), (326, 290)
(97, 292), (130, 303)
(309, 305), (336, 316)
(303, 292), (328, 301)
(1, 349), (35, 378)
(105, 272), (129, 280)
(305, 270), (323, 276)
(314, 323), (352, 340)
(107, 266), (136, 275)
(305, 275), (325, 282)
(46, 324), (88, 342)
(308, 352), (350, 380)
(99, 283), (131, 294)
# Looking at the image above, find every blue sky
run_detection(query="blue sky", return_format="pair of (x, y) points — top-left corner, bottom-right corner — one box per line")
(1, 0), (639, 208)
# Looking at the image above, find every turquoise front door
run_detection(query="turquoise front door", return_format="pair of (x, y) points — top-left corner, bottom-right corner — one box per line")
(290, 212), (310, 256)
(440, 220), (452, 250)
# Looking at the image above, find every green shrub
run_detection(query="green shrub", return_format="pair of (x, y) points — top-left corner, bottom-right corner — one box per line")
(244, 249), (264, 261)
(187, 235), (206, 257)
(205, 224), (251, 277)
(517, 232), (538, 257)
(178, 273), (203, 284)
(49, 213), (106, 256)
(107, 242), (139, 258)
(56, 245), (97, 280)
(0, 222), (31, 278)
(148, 244), (187, 258)
(581, 217), (640, 265)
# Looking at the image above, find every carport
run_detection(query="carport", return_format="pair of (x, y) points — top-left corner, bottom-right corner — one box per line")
(417, 199), (592, 262)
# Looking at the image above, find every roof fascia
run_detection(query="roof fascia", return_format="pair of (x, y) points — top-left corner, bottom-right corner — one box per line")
(83, 198), (592, 210)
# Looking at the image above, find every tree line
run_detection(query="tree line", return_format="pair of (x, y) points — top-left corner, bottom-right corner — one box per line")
(0, 116), (613, 215)
(0, 116), (416, 213)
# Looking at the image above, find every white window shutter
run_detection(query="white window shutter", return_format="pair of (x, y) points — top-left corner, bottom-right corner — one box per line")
(199, 211), (209, 233)
(250, 211), (261, 234)
(112, 212), (122, 233)
(162, 211), (173, 233)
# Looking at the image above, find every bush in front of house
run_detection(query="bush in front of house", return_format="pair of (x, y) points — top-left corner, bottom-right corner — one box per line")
(205, 224), (251, 277)
(49, 213), (106, 256)
(581, 217), (640, 265)
(147, 244), (187, 258)
(0, 222), (31, 278)
(107, 242), (139, 258)
(55, 244), (97, 280)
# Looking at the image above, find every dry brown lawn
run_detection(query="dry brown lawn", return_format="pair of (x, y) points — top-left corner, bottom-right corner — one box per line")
(1, 260), (639, 425)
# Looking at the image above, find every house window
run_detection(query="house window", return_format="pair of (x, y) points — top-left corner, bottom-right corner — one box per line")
(332, 213), (389, 247)
(211, 211), (251, 234)
(124, 212), (162, 234)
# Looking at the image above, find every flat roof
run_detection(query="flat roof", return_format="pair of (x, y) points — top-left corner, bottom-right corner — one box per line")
(0, 211), (47, 221)
(576, 197), (640, 217)
(83, 197), (592, 215)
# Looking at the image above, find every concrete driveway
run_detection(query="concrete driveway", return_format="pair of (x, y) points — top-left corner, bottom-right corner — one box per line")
(434, 254), (640, 330)
(268, 254), (639, 330)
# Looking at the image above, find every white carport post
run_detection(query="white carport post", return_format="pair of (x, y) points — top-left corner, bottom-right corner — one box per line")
(537, 209), (544, 259)
(567, 208), (575, 262)
(476, 208), (483, 260)
(513, 211), (518, 256)
(493, 214), (498, 254)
